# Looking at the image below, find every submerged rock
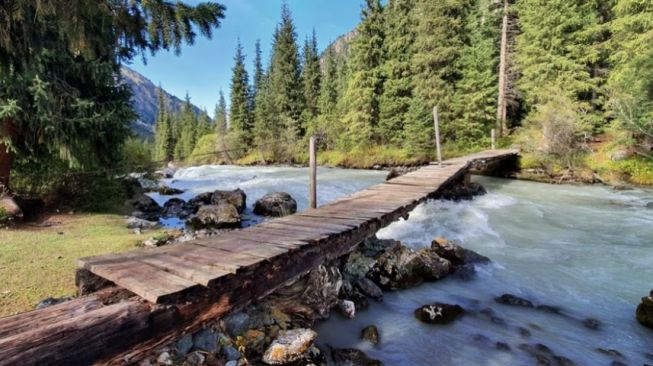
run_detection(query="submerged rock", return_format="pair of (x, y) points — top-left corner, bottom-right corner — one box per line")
(636, 290), (653, 329)
(361, 325), (380, 345)
(518, 343), (576, 366)
(186, 204), (241, 230)
(494, 294), (534, 308)
(582, 317), (602, 331)
(330, 348), (382, 366)
(262, 328), (317, 365)
(414, 303), (465, 324)
(254, 192), (297, 217)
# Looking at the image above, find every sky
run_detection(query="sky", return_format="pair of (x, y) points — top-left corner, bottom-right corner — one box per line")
(127, 0), (366, 115)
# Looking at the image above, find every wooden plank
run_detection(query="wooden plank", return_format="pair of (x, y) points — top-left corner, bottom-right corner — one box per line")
(89, 260), (198, 303)
(137, 253), (230, 287)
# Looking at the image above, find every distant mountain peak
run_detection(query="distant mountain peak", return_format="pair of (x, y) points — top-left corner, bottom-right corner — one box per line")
(120, 66), (201, 139)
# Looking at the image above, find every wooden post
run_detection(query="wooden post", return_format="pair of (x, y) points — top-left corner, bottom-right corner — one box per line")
(491, 128), (497, 150)
(433, 106), (442, 166)
(309, 136), (317, 209)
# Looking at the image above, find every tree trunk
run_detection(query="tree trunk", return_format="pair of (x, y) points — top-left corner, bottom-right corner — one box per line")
(496, 0), (509, 137)
(0, 117), (16, 190)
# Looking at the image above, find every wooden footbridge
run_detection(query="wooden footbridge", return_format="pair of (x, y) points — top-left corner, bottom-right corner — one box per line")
(0, 149), (518, 366)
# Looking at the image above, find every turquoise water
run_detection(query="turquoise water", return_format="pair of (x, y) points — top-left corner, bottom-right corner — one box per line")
(316, 177), (653, 365)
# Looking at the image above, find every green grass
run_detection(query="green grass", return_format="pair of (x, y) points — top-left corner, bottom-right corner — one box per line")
(0, 214), (163, 316)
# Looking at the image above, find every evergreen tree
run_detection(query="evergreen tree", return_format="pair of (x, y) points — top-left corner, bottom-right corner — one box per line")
(174, 95), (198, 160)
(0, 1), (225, 189)
(302, 30), (322, 124)
(196, 109), (213, 137)
(454, 0), (502, 146)
(215, 91), (228, 136)
(608, 0), (653, 145)
(314, 46), (341, 145)
(267, 4), (304, 144)
(154, 86), (175, 161)
(405, 0), (472, 154)
(515, 0), (604, 128)
(378, 0), (415, 146)
(341, 0), (385, 149)
(229, 40), (253, 146)
(252, 39), (265, 99)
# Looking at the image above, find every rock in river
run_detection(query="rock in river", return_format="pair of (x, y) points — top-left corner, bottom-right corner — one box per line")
(636, 290), (653, 329)
(330, 348), (382, 366)
(127, 193), (161, 221)
(186, 204), (241, 230)
(254, 192), (297, 217)
(431, 237), (490, 266)
(355, 278), (383, 302)
(262, 328), (317, 365)
(361, 325), (380, 345)
(367, 244), (451, 290)
(212, 189), (247, 213)
(414, 303), (465, 324)
(337, 299), (356, 319)
(494, 294), (534, 308)
(162, 198), (193, 219)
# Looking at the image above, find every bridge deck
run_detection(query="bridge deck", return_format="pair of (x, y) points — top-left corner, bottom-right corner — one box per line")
(78, 149), (518, 304)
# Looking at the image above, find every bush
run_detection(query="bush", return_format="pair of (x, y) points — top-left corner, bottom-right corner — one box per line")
(0, 208), (9, 228)
(120, 137), (155, 172)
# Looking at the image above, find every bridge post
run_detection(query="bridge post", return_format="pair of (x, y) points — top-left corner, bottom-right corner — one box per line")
(309, 136), (317, 209)
(433, 106), (442, 165)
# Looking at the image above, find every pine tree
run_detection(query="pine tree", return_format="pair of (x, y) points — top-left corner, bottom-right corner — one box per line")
(196, 109), (213, 138)
(174, 95), (198, 160)
(0, 0), (225, 189)
(515, 0), (604, 127)
(608, 0), (653, 144)
(154, 86), (175, 161)
(253, 39), (265, 99)
(229, 40), (253, 146)
(378, 0), (416, 146)
(302, 30), (322, 125)
(454, 0), (502, 146)
(215, 91), (228, 136)
(314, 46), (341, 146)
(405, 0), (472, 154)
(341, 0), (385, 150)
(267, 4), (304, 144)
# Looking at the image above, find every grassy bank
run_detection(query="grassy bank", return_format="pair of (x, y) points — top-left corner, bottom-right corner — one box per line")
(0, 213), (162, 316)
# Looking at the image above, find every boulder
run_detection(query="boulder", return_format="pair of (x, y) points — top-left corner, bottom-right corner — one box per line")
(125, 216), (159, 230)
(337, 300), (356, 319)
(188, 191), (214, 207)
(330, 348), (382, 366)
(431, 237), (490, 266)
(636, 290), (653, 329)
(0, 194), (23, 224)
(254, 192), (297, 217)
(367, 244), (451, 290)
(361, 325), (379, 345)
(157, 185), (185, 196)
(162, 198), (193, 219)
(262, 328), (317, 365)
(212, 189), (247, 214)
(359, 237), (399, 258)
(647, 202), (653, 209)
(414, 303), (465, 324)
(13, 196), (44, 220)
(339, 281), (369, 310)
(494, 294), (534, 308)
(127, 193), (161, 221)
(440, 182), (487, 201)
(192, 328), (219, 353)
(342, 251), (376, 281)
(355, 278), (383, 302)
(186, 204), (241, 230)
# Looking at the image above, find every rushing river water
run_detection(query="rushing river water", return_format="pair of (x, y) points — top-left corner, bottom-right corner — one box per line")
(158, 165), (653, 365)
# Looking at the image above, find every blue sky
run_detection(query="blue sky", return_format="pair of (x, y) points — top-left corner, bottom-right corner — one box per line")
(127, 0), (365, 115)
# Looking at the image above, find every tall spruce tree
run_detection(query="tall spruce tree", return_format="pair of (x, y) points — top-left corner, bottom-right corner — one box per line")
(378, 0), (415, 146)
(454, 0), (502, 146)
(405, 0), (473, 153)
(608, 0), (653, 145)
(196, 109), (213, 138)
(267, 4), (304, 144)
(215, 91), (228, 136)
(0, 1), (225, 189)
(154, 86), (175, 161)
(341, 0), (385, 150)
(302, 30), (322, 125)
(252, 40), (265, 100)
(174, 95), (198, 160)
(515, 0), (604, 127)
(314, 46), (341, 145)
(229, 40), (253, 146)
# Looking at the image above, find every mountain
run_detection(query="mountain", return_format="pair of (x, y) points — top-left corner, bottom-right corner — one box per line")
(324, 29), (357, 58)
(120, 66), (202, 139)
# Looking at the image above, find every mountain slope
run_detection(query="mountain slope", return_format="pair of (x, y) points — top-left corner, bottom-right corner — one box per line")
(120, 66), (201, 138)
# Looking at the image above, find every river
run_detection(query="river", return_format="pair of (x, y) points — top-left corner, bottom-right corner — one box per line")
(156, 165), (653, 365)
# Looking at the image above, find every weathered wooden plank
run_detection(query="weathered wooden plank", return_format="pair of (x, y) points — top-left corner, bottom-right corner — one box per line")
(137, 253), (230, 287)
(89, 260), (199, 303)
